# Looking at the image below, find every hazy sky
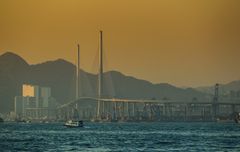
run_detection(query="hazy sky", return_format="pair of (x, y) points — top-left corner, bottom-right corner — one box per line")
(0, 0), (240, 87)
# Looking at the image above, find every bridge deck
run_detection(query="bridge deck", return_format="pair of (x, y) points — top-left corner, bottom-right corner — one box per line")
(58, 97), (240, 109)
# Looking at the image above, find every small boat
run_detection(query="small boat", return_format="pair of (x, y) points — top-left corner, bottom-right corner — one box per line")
(64, 107), (83, 127)
(64, 120), (83, 127)
(234, 113), (240, 123)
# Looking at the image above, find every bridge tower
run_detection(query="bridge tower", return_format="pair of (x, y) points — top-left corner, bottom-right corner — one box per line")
(73, 44), (80, 119)
(212, 83), (219, 119)
(97, 30), (103, 118)
(76, 44), (80, 102)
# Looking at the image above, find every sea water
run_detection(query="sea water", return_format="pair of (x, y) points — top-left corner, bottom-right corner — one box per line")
(0, 122), (240, 151)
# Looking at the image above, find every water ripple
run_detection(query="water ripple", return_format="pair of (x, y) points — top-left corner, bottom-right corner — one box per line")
(0, 122), (240, 151)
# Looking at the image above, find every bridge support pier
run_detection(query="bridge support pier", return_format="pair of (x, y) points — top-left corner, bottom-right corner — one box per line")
(212, 103), (219, 120)
(127, 102), (130, 119)
(114, 102), (117, 120)
(102, 101), (105, 117)
(132, 103), (135, 119)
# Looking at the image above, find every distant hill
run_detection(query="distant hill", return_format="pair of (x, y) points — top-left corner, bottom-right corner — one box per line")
(0, 52), (30, 113)
(0, 52), (207, 113)
(196, 80), (240, 95)
(106, 71), (207, 101)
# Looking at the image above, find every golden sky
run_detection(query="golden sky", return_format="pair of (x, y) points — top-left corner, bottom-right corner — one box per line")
(0, 0), (240, 87)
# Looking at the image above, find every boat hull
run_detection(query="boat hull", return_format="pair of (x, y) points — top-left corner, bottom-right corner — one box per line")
(64, 120), (83, 127)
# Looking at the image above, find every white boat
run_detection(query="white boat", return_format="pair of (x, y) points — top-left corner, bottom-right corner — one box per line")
(65, 120), (83, 127)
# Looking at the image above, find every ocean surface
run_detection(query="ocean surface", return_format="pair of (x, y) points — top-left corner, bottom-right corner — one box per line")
(0, 122), (240, 152)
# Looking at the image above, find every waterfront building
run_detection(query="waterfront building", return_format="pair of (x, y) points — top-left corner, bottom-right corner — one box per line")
(14, 84), (57, 120)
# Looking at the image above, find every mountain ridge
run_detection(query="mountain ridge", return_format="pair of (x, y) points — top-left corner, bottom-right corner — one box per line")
(0, 52), (226, 113)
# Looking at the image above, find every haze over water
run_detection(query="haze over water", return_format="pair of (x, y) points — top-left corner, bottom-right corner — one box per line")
(1, 122), (240, 151)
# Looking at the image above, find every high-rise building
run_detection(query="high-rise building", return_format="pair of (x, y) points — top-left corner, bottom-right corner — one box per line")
(14, 84), (57, 120)
(41, 87), (51, 108)
(22, 84), (40, 108)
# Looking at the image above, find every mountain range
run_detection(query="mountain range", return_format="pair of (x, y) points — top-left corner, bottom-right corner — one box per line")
(0, 52), (239, 113)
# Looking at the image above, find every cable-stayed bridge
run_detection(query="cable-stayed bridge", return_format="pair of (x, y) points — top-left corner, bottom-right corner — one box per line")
(56, 31), (240, 122)
(57, 95), (240, 122)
